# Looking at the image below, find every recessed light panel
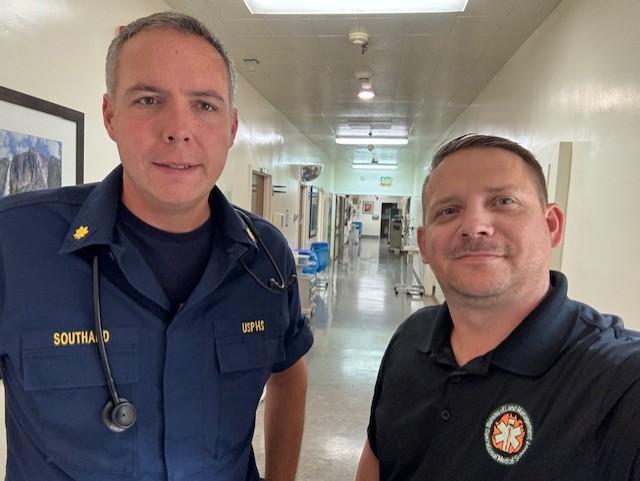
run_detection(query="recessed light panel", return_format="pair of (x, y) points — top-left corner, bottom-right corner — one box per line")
(336, 136), (408, 146)
(242, 0), (467, 15)
(351, 164), (398, 170)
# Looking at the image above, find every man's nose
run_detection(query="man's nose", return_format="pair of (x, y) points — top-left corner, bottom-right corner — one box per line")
(459, 205), (494, 238)
(161, 103), (192, 143)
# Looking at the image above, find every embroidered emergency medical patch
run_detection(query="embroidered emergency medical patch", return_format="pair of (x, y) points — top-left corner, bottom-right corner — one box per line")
(483, 404), (533, 465)
(73, 225), (90, 240)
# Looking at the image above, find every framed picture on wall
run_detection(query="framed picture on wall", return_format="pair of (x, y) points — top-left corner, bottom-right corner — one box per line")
(0, 86), (84, 198)
(362, 200), (374, 214)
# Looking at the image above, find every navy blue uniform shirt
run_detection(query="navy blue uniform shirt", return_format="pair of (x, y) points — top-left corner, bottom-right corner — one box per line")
(0, 167), (313, 480)
(368, 271), (640, 481)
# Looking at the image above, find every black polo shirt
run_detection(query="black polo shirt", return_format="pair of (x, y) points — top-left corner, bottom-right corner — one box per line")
(368, 271), (640, 481)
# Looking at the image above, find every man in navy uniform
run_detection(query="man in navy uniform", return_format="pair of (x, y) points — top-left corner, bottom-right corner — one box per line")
(356, 134), (640, 480)
(0, 11), (312, 481)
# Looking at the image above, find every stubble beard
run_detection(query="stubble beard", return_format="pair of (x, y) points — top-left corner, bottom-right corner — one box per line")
(439, 238), (516, 307)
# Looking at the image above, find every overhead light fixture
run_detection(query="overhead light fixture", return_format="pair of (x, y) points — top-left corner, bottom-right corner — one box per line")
(352, 163), (398, 170)
(242, 0), (468, 14)
(357, 77), (375, 100)
(337, 136), (408, 146)
(358, 89), (375, 100)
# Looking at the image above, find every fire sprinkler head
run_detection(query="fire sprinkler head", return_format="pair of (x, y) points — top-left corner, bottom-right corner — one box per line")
(348, 31), (369, 46)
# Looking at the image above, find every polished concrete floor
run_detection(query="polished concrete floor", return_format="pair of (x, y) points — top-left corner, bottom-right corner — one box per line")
(252, 237), (436, 480)
(0, 237), (435, 479)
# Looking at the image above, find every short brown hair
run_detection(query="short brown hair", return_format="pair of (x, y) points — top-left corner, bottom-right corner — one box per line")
(105, 11), (236, 106)
(422, 133), (548, 214)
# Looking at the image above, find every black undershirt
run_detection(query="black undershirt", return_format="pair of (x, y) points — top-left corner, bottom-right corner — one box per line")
(117, 203), (214, 313)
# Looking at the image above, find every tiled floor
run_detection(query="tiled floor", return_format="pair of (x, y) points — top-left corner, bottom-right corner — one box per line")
(0, 237), (435, 479)
(252, 238), (436, 480)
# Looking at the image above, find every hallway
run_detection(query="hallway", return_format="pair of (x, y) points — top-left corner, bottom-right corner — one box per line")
(253, 238), (437, 480)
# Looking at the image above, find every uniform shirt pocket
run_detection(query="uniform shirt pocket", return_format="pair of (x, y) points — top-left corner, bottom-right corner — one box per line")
(20, 327), (139, 477)
(211, 333), (285, 459)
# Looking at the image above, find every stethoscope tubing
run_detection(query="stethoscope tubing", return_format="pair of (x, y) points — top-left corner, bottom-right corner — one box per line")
(90, 207), (296, 432)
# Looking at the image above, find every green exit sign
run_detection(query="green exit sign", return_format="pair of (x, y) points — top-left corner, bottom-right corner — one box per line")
(380, 176), (392, 186)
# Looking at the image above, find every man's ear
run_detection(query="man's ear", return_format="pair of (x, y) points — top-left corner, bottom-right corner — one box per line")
(102, 94), (117, 142)
(417, 225), (430, 264)
(228, 107), (239, 147)
(545, 203), (565, 248)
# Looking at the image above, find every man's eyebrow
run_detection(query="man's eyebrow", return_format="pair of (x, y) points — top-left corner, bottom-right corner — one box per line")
(124, 84), (164, 95)
(484, 185), (522, 194)
(427, 195), (462, 212)
(189, 90), (226, 103)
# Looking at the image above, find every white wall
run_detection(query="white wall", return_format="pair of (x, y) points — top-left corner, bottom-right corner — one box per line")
(334, 160), (415, 197)
(438, 0), (640, 327)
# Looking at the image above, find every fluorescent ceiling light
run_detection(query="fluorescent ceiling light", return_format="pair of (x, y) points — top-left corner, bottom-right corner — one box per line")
(358, 89), (375, 100)
(352, 163), (398, 170)
(243, 0), (468, 14)
(336, 136), (408, 146)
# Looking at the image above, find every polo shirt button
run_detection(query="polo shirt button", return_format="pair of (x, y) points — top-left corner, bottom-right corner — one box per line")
(441, 409), (451, 421)
(451, 375), (461, 383)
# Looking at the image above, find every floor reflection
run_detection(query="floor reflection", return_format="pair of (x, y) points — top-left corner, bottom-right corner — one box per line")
(253, 237), (438, 480)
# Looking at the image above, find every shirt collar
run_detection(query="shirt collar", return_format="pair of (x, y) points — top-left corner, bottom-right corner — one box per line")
(491, 271), (578, 377)
(59, 165), (255, 255)
(417, 271), (578, 377)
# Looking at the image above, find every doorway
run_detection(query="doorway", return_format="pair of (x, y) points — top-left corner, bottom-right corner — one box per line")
(380, 202), (398, 242)
(251, 171), (272, 219)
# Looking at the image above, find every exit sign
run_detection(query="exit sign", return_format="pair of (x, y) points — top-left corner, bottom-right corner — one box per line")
(380, 176), (392, 186)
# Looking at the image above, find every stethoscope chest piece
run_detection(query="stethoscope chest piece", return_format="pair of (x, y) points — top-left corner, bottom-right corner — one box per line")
(102, 398), (137, 433)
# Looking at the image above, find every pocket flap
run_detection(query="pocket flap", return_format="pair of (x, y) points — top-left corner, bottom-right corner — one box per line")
(215, 335), (285, 373)
(22, 327), (139, 390)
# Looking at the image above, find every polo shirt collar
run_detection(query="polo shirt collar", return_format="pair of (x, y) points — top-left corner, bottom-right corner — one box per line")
(58, 165), (254, 255)
(492, 271), (578, 376)
(417, 271), (578, 377)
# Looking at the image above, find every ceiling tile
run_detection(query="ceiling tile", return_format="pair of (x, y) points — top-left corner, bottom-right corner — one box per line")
(463, 0), (519, 16)
(222, 18), (273, 37)
(213, 0), (254, 19)
(266, 18), (319, 36)
(404, 14), (455, 35)
(351, 16), (405, 36)
(511, 0), (562, 18)
(311, 17), (356, 36)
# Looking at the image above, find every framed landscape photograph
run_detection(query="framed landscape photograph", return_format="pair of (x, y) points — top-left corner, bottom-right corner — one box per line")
(0, 86), (84, 198)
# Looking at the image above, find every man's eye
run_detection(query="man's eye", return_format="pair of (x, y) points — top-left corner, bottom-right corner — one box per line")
(198, 102), (216, 112)
(136, 96), (158, 105)
(439, 207), (459, 217)
(497, 197), (515, 206)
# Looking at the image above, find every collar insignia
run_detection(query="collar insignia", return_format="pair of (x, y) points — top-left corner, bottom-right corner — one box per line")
(73, 225), (90, 240)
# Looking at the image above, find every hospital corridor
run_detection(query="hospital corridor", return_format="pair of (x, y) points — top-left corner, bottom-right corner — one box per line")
(2, 0), (640, 479)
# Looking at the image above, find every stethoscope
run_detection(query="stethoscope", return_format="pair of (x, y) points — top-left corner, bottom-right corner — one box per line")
(93, 208), (297, 432)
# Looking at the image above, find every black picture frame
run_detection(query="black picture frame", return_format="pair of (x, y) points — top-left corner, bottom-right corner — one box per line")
(0, 85), (84, 190)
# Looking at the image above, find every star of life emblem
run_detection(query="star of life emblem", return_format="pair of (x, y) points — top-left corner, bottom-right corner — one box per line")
(484, 404), (533, 465)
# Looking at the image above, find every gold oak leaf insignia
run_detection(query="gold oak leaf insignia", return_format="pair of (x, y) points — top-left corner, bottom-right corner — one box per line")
(73, 225), (90, 240)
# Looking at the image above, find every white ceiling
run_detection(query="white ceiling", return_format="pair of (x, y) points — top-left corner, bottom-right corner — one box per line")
(166, 0), (562, 167)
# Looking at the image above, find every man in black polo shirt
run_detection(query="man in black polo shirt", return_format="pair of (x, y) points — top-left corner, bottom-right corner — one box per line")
(356, 134), (640, 481)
